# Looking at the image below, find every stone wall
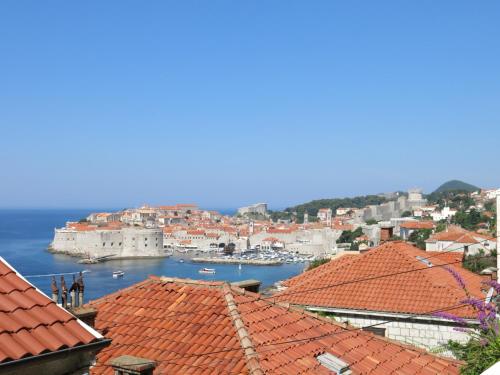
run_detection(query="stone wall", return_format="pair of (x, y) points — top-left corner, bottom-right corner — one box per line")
(51, 227), (164, 258)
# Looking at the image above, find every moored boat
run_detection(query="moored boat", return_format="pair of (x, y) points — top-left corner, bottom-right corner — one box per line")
(112, 270), (125, 278)
(198, 268), (216, 274)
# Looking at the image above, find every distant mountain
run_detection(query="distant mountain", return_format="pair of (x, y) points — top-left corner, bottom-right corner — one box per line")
(433, 180), (479, 193)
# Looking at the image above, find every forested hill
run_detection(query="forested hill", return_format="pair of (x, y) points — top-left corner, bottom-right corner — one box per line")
(285, 195), (388, 217)
(433, 180), (479, 193)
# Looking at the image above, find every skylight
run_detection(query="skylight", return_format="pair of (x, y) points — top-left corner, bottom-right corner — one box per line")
(416, 256), (433, 267)
(317, 353), (351, 374)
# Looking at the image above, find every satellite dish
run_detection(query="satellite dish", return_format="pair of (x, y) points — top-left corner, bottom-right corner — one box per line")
(486, 287), (494, 304)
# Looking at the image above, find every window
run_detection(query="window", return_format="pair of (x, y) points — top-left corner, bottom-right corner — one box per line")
(111, 242), (114, 246)
(119, 242), (122, 246)
(362, 327), (386, 337)
(103, 243), (106, 247)
(145, 244), (147, 247)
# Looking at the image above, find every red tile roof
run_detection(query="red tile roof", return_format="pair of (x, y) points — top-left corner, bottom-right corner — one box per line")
(275, 242), (485, 319)
(426, 228), (494, 244)
(400, 221), (435, 230)
(0, 257), (104, 364)
(88, 277), (460, 374)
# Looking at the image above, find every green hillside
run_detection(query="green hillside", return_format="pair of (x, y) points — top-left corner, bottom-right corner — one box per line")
(282, 195), (387, 222)
(433, 180), (479, 193)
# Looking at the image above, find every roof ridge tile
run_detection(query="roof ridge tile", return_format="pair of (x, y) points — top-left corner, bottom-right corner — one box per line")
(222, 284), (264, 375)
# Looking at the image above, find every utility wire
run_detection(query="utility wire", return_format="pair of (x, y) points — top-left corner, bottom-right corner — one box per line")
(91, 239), (494, 362)
(24, 270), (91, 278)
(90, 302), (468, 373)
(90, 236), (494, 336)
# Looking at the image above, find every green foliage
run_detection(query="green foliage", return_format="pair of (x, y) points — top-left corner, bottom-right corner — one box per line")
(401, 211), (412, 217)
(306, 258), (330, 271)
(337, 227), (363, 244)
(435, 221), (447, 233)
(365, 219), (378, 225)
(408, 229), (432, 249)
(448, 331), (500, 375)
(452, 209), (487, 230)
(268, 211), (292, 222)
(285, 195), (387, 218)
(462, 250), (496, 274)
(484, 200), (495, 212)
(427, 190), (475, 210)
(78, 218), (88, 223)
(433, 180), (479, 194)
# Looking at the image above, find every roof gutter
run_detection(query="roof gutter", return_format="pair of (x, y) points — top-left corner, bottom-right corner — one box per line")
(303, 306), (478, 325)
(0, 339), (111, 370)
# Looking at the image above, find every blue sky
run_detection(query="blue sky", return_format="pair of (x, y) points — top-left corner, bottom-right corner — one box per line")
(1, 1), (499, 209)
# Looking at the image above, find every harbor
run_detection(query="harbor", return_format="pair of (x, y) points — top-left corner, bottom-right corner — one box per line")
(0, 209), (306, 301)
(192, 257), (282, 265)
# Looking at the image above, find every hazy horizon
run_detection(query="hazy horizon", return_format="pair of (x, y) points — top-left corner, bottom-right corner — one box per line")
(0, 180), (491, 211)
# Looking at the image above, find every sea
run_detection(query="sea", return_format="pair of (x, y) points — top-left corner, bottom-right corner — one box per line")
(0, 209), (304, 301)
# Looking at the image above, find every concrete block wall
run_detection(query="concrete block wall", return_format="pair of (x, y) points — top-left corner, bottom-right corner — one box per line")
(333, 314), (469, 357)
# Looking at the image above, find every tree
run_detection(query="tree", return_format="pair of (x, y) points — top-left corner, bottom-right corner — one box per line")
(452, 209), (485, 230)
(224, 243), (236, 255)
(337, 227), (363, 244)
(408, 229), (432, 249)
(435, 221), (447, 233)
(365, 219), (378, 225)
(284, 195), (387, 218)
(462, 249), (497, 274)
(401, 211), (412, 217)
(306, 258), (330, 271)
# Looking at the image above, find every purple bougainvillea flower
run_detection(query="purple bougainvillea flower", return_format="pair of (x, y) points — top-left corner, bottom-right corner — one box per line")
(483, 280), (500, 293)
(461, 297), (485, 310)
(433, 311), (467, 325)
(444, 266), (466, 290)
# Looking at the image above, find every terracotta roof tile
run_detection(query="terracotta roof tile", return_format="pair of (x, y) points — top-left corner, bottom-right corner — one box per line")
(400, 221), (435, 230)
(0, 257), (104, 364)
(276, 242), (485, 319)
(88, 277), (460, 374)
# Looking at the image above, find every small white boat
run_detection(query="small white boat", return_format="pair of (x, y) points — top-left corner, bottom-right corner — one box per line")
(112, 270), (125, 278)
(179, 259), (184, 263)
(198, 268), (216, 274)
(238, 263), (242, 270)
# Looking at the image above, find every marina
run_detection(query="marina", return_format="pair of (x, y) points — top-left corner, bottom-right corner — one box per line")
(193, 257), (282, 265)
(191, 248), (315, 266)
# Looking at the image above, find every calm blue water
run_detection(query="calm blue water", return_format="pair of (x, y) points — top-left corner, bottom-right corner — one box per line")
(0, 209), (304, 301)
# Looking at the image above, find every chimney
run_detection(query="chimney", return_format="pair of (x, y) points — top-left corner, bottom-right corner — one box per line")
(69, 274), (79, 308)
(61, 276), (68, 308)
(51, 276), (59, 303)
(77, 271), (85, 306)
(71, 306), (98, 328)
(231, 279), (261, 293)
(109, 355), (157, 375)
(497, 192), (499, 282)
